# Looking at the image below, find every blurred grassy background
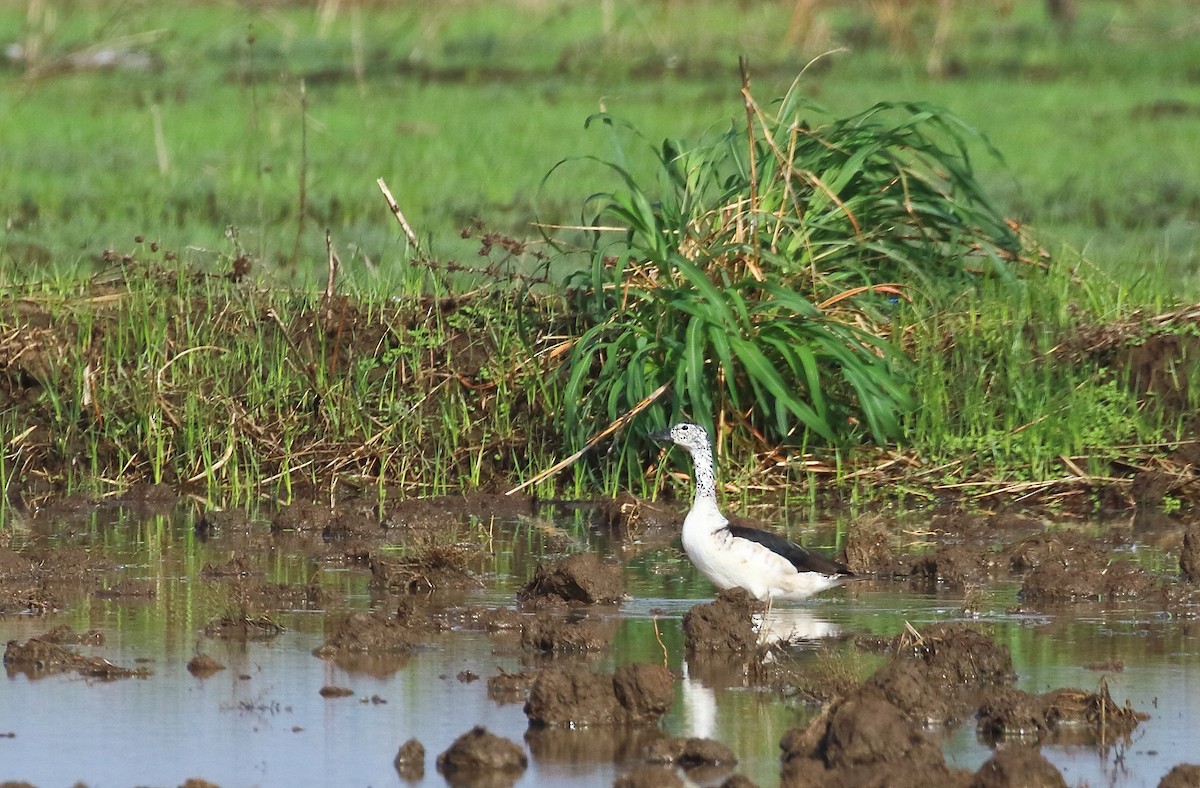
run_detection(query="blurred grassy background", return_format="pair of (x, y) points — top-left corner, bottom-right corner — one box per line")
(1, 0), (1198, 294)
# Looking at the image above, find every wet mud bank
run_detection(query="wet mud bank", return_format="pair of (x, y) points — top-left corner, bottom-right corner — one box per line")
(2, 485), (1200, 785)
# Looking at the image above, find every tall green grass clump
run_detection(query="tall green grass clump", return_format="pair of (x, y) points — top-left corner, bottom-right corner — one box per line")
(557, 77), (1028, 480)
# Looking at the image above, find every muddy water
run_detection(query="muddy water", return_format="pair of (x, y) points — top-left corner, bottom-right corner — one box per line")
(2, 503), (1198, 786)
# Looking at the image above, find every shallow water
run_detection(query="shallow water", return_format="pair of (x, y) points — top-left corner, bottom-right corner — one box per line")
(2, 504), (1198, 787)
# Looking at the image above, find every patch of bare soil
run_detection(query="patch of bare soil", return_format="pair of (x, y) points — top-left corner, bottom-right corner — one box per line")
(866, 623), (1015, 725)
(369, 545), (478, 593)
(394, 738), (426, 781)
(977, 681), (1149, 745)
(524, 663), (674, 727)
(1181, 526), (1200, 583)
(203, 609), (285, 641)
(519, 610), (617, 654)
(781, 692), (972, 788)
(644, 736), (740, 784)
(613, 764), (686, 788)
(1159, 764), (1200, 788)
(969, 746), (1067, 788)
(781, 620), (1148, 787)
(186, 654), (226, 677)
(436, 726), (527, 786)
(3, 635), (149, 680)
(518, 552), (624, 605)
(682, 589), (764, 653)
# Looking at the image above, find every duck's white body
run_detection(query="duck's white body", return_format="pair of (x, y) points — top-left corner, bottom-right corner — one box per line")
(653, 422), (851, 602)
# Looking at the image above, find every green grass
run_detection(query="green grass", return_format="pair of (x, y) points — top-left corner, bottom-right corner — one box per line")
(4, 0), (1200, 508)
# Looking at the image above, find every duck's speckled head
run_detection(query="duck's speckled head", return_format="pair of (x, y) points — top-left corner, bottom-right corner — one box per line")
(649, 422), (711, 454)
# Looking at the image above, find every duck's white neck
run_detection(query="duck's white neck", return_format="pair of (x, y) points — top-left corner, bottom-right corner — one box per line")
(684, 440), (722, 517)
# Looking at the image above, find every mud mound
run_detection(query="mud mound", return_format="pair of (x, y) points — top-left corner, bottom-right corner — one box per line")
(910, 545), (992, 590)
(369, 546), (477, 593)
(977, 681), (1147, 744)
(644, 736), (739, 783)
(865, 623), (1014, 724)
(524, 663), (673, 727)
(519, 610), (615, 653)
(968, 746), (1065, 788)
(186, 654), (226, 677)
(394, 738), (425, 781)
(312, 611), (418, 658)
(1007, 531), (1099, 572)
(36, 624), (103, 645)
(780, 693), (969, 788)
(1181, 526), (1200, 583)
(203, 611), (285, 641)
(436, 725), (527, 783)
(517, 552), (623, 605)
(843, 523), (901, 576)
(487, 669), (539, 704)
(1160, 764), (1200, 788)
(270, 501), (337, 534)
(3, 636), (149, 680)
(1020, 557), (1153, 603)
(682, 589), (764, 653)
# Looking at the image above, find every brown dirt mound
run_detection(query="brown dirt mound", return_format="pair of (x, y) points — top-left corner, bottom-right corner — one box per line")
(312, 610), (418, 658)
(866, 623), (1014, 725)
(682, 589), (764, 653)
(909, 545), (993, 590)
(1159, 764), (1200, 788)
(394, 738), (425, 781)
(3, 637), (149, 680)
(517, 552), (624, 605)
(186, 654), (226, 677)
(1181, 526), (1200, 583)
(644, 736), (738, 768)
(780, 693), (970, 788)
(519, 610), (616, 653)
(436, 726), (527, 781)
(369, 545), (477, 593)
(524, 663), (673, 727)
(968, 746), (1066, 788)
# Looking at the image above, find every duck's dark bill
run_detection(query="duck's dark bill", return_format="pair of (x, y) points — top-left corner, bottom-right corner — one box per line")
(648, 429), (673, 441)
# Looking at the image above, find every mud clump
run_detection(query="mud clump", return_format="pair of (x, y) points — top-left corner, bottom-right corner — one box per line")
(1159, 764), (1200, 788)
(1012, 532), (1155, 603)
(978, 683), (1147, 744)
(4, 636), (149, 680)
(969, 746), (1066, 788)
(518, 552), (624, 605)
(519, 610), (615, 654)
(682, 589), (764, 653)
(1020, 557), (1152, 603)
(186, 654), (226, 677)
(487, 669), (539, 704)
(524, 663), (673, 727)
(313, 610), (419, 658)
(1181, 526), (1200, 583)
(394, 738), (425, 781)
(867, 623), (1014, 725)
(843, 522), (901, 576)
(369, 545), (476, 593)
(436, 726), (527, 784)
(780, 693), (970, 788)
(203, 611), (284, 641)
(36, 624), (103, 645)
(910, 545), (992, 590)
(644, 736), (739, 783)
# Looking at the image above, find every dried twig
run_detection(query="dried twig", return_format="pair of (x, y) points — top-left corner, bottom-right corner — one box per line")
(505, 380), (671, 495)
(377, 178), (419, 248)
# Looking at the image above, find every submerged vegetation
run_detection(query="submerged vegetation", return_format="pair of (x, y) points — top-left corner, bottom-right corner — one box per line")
(2, 0), (1200, 512)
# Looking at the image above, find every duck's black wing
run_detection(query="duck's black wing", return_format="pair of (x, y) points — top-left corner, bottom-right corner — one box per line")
(726, 524), (852, 576)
